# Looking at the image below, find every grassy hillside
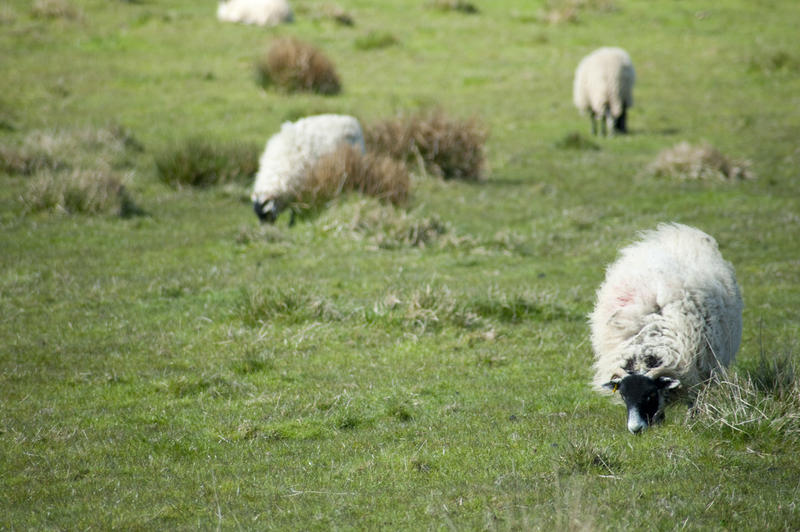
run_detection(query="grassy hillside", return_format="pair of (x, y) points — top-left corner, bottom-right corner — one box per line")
(2, 0), (800, 528)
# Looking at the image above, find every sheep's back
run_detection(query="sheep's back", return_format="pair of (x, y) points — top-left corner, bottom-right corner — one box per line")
(252, 114), (365, 201)
(590, 223), (742, 388)
(573, 47), (635, 116)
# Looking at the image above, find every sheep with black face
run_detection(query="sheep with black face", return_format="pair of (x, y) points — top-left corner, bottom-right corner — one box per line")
(251, 114), (365, 223)
(590, 223), (743, 433)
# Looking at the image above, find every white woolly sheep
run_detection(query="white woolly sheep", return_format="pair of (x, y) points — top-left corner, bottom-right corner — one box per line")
(251, 114), (365, 223)
(217, 0), (293, 27)
(589, 223), (743, 434)
(573, 47), (635, 136)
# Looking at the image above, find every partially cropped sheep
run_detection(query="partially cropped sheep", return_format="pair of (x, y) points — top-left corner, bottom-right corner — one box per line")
(590, 223), (743, 434)
(217, 0), (293, 26)
(251, 114), (365, 223)
(573, 47), (635, 136)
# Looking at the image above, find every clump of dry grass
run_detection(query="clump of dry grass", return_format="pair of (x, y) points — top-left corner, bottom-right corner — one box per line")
(291, 145), (410, 212)
(428, 0), (479, 14)
(540, 0), (615, 24)
(364, 110), (488, 181)
(31, 0), (81, 20)
(318, 4), (354, 25)
(0, 4), (17, 24)
(256, 37), (341, 95)
(685, 371), (800, 443)
(22, 169), (136, 215)
(2, 125), (142, 176)
(7, 126), (145, 216)
(154, 137), (259, 188)
(646, 141), (755, 181)
(318, 198), (452, 249)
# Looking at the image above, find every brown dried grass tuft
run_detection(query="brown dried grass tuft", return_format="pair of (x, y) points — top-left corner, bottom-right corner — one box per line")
(647, 141), (755, 181)
(686, 371), (800, 444)
(31, 0), (81, 19)
(256, 37), (341, 95)
(292, 145), (410, 210)
(23, 168), (135, 215)
(364, 110), (487, 181)
(540, 0), (615, 24)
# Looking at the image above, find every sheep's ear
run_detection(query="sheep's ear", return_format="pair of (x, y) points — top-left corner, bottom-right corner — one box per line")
(656, 377), (680, 390)
(602, 376), (623, 393)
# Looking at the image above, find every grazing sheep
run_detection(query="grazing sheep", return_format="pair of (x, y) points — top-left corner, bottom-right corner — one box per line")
(251, 114), (365, 223)
(590, 223), (743, 433)
(573, 47), (635, 136)
(217, 0), (293, 26)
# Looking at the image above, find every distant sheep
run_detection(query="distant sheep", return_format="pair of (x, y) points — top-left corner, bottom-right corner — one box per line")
(573, 47), (635, 136)
(590, 223), (743, 433)
(251, 114), (366, 223)
(217, 0), (293, 27)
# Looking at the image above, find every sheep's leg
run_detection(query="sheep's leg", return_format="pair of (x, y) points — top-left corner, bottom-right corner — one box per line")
(590, 111), (598, 136)
(600, 109), (607, 137)
(603, 105), (613, 137)
(615, 105), (628, 134)
(288, 210), (296, 227)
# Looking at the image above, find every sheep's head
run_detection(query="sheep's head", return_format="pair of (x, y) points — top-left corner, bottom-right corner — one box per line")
(602, 372), (680, 434)
(253, 198), (283, 224)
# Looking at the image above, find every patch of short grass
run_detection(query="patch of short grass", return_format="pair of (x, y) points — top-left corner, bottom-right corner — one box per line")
(354, 31), (399, 51)
(428, 0), (479, 14)
(255, 37), (341, 95)
(555, 131), (600, 151)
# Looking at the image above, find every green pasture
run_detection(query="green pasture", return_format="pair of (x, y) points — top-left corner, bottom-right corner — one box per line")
(2, 0), (800, 528)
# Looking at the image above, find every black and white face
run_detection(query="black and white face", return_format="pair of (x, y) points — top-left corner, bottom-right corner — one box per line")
(253, 198), (281, 223)
(603, 374), (680, 434)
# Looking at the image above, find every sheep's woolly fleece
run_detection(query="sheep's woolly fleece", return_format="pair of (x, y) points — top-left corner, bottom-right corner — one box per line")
(590, 223), (743, 397)
(251, 114), (365, 206)
(573, 47), (635, 121)
(216, 0), (293, 26)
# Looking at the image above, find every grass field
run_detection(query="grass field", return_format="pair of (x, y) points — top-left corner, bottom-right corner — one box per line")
(2, 0), (800, 528)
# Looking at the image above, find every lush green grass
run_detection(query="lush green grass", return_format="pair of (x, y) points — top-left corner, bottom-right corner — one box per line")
(2, 0), (800, 528)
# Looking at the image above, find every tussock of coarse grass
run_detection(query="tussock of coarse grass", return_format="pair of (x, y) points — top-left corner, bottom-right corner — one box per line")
(685, 370), (800, 444)
(2, 125), (142, 176)
(747, 49), (800, 75)
(154, 138), (259, 188)
(290, 145), (410, 214)
(540, 0), (615, 24)
(22, 168), (136, 215)
(354, 31), (399, 51)
(0, 4), (17, 24)
(256, 37), (341, 95)
(428, 0), (479, 14)
(558, 439), (621, 476)
(239, 286), (345, 326)
(646, 141), (755, 181)
(555, 131), (600, 151)
(747, 347), (797, 397)
(297, 2), (356, 26)
(31, 0), (81, 20)
(364, 110), (488, 181)
(317, 198), (452, 249)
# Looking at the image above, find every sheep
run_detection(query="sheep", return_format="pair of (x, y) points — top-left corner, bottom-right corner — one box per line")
(251, 114), (366, 223)
(589, 223), (743, 434)
(216, 0), (293, 27)
(573, 47), (635, 136)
